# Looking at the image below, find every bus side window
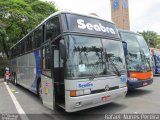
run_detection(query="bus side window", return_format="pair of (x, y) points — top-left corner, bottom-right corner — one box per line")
(34, 26), (43, 48)
(42, 46), (51, 77)
(46, 17), (60, 41)
(21, 41), (25, 54)
(26, 33), (33, 52)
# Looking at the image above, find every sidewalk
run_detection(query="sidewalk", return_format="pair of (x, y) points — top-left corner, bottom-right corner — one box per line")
(0, 78), (18, 114)
(0, 78), (3, 82)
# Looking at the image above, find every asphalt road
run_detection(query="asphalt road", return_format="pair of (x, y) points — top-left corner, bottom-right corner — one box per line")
(0, 77), (160, 120)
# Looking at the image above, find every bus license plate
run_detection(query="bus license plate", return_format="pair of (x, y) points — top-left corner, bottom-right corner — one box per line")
(143, 82), (148, 86)
(101, 95), (111, 102)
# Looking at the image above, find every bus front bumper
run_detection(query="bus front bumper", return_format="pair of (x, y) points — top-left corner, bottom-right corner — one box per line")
(128, 78), (153, 89)
(65, 87), (127, 112)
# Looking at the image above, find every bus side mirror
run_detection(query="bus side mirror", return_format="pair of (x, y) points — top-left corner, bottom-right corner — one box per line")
(59, 39), (67, 60)
(122, 41), (128, 56)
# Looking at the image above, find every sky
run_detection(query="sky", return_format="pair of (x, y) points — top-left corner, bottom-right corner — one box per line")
(43, 0), (160, 34)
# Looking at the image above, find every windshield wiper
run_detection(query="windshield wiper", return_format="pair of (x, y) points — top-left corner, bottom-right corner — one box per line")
(104, 51), (121, 76)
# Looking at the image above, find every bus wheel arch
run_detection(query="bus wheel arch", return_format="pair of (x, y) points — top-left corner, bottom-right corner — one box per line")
(37, 77), (42, 98)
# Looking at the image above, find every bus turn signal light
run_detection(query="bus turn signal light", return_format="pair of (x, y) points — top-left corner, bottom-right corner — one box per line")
(70, 90), (76, 97)
(70, 89), (91, 97)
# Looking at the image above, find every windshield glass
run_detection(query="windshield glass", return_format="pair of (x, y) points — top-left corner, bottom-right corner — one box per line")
(153, 50), (160, 65)
(120, 32), (151, 72)
(65, 35), (126, 79)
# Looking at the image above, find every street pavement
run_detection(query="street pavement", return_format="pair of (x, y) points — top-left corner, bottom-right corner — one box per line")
(0, 77), (160, 120)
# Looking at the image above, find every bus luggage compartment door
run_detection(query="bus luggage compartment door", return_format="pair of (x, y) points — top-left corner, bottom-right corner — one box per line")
(41, 74), (55, 110)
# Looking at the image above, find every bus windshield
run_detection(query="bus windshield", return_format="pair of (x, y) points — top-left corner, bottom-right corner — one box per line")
(120, 32), (151, 72)
(65, 35), (126, 79)
(153, 50), (160, 65)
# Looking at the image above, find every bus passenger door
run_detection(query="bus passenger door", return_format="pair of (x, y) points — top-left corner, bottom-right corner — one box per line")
(41, 45), (55, 110)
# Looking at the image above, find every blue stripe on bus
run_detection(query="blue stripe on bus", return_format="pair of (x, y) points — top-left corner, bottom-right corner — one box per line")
(31, 50), (41, 93)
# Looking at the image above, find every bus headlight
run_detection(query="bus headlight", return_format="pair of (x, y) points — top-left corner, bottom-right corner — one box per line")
(83, 89), (91, 95)
(119, 83), (127, 88)
(76, 90), (84, 96)
(70, 89), (91, 97)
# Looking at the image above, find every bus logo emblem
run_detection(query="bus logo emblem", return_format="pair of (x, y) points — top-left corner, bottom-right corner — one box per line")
(78, 82), (93, 88)
(89, 76), (94, 81)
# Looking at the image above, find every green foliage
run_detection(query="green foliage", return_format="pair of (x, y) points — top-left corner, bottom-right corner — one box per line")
(0, 0), (58, 58)
(138, 31), (159, 48)
(0, 66), (4, 77)
(31, 1), (58, 21)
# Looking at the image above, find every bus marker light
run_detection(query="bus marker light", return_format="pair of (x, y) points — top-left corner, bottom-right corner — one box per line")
(83, 89), (91, 95)
(70, 90), (76, 97)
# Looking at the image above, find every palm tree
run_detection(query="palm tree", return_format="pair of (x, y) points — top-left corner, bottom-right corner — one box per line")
(138, 31), (158, 48)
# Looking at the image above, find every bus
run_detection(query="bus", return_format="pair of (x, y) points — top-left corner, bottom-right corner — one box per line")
(119, 30), (153, 89)
(150, 48), (160, 75)
(10, 11), (127, 112)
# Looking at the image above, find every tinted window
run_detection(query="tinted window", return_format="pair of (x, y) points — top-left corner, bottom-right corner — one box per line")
(66, 35), (126, 78)
(34, 26), (42, 48)
(26, 33), (33, 52)
(46, 17), (60, 41)
(120, 32), (151, 72)
(21, 41), (25, 54)
(17, 44), (21, 56)
(42, 46), (51, 77)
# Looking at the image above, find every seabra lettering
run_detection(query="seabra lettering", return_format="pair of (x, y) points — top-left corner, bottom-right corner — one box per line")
(78, 82), (93, 88)
(77, 19), (116, 35)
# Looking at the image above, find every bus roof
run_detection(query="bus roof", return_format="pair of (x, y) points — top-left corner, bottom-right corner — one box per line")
(41, 10), (115, 25)
(118, 29), (142, 36)
(11, 10), (115, 49)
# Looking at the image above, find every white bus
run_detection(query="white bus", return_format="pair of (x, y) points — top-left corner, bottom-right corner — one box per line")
(10, 11), (127, 112)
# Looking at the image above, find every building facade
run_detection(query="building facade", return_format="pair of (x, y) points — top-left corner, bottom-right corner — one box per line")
(110, 0), (130, 30)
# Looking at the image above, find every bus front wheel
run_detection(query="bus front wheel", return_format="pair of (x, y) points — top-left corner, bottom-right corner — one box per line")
(37, 80), (42, 102)
(14, 74), (17, 86)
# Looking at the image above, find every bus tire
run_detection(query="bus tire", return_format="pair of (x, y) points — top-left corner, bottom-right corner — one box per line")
(37, 79), (42, 102)
(14, 74), (18, 86)
(11, 72), (14, 83)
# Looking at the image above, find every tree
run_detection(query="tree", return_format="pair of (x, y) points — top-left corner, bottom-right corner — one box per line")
(138, 31), (159, 48)
(0, 28), (7, 56)
(0, 0), (58, 58)
(155, 35), (160, 48)
(0, 20), (6, 52)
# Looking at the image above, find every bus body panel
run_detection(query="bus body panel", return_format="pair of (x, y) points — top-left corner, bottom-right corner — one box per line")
(127, 78), (153, 89)
(63, 13), (119, 38)
(129, 71), (153, 80)
(11, 50), (41, 93)
(127, 71), (153, 88)
(65, 76), (127, 112)
(65, 87), (127, 112)
(65, 76), (127, 90)
(41, 75), (55, 110)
